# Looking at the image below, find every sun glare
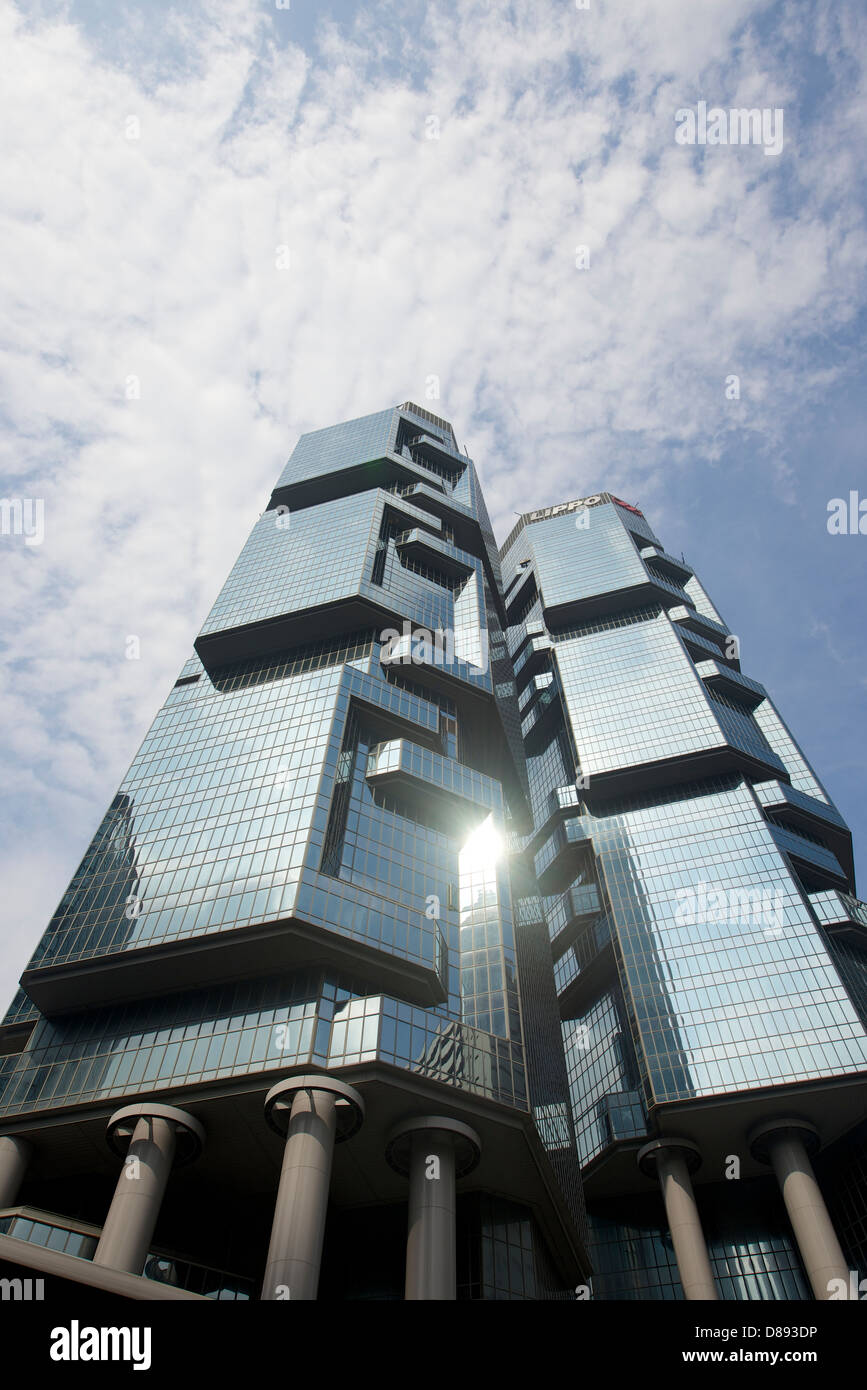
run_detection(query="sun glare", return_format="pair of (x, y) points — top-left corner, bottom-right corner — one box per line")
(460, 815), (503, 873)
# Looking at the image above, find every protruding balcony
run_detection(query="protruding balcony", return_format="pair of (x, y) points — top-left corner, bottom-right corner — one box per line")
(365, 739), (503, 822)
(754, 779), (848, 832)
(518, 670), (554, 716)
(504, 563), (537, 618)
(406, 431), (466, 476)
(520, 674), (564, 748)
(754, 779), (854, 884)
(547, 881), (602, 951)
(513, 634), (553, 685)
(394, 528), (474, 581)
(534, 819), (594, 895)
(680, 626), (741, 670)
(695, 659), (766, 708)
(668, 604), (731, 644)
(768, 823), (848, 887)
(808, 888), (867, 944)
(639, 545), (693, 583)
(553, 913), (614, 1014)
(378, 629), (493, 698)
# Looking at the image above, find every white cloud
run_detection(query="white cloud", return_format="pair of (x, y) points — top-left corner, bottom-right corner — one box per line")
(1, 0), (866, 1002)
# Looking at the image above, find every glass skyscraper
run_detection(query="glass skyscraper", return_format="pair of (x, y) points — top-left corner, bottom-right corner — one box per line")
(500, 490), (867, 1302)
(0, 405), (864, 1303)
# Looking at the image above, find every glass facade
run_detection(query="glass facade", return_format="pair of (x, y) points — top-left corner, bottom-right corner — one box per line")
(0, 403), (586, 1300)
(588, 1181), (810, 1301)
(502, 491), (867, 1301)
(2, 430), (865, 1302)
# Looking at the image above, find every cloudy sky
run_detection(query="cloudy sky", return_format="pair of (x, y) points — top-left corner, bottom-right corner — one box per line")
(1, 0), (865, 1006)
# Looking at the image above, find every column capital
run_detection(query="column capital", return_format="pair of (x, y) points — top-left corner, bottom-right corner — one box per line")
(106, 1103), (205, 1166)
(748, 1118), (820, 1165)
(0, 1134), (32, 1160)
(386, 1115), (481, 1179)
(0, 1134), (34, 1208)
(637, 1136), (702, 1179)
(264, 1074), (365, 1141)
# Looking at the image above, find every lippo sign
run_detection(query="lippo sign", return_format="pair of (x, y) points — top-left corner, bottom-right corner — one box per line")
(525, 494), (643, 523)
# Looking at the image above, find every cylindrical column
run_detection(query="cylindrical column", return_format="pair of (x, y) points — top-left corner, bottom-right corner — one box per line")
(0, 1135), (32, 1207)
(93, 1103), (205, 1276)
(261, 1074), (364, 1301)
(406, 1128), (457, 1300)
(387, 1115), (481, 1302)
(750, 1119), (849, 1300)
(638, 1138), (718, 1301)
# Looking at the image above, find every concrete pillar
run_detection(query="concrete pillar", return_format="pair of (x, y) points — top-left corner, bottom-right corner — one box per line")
(406, 1128), (457, 1300)
(386, 1115), (481, 1302)
(94, 1103), (205, 1276)
(750, 1119), (850, 1300)
(0, 1135), (32, 1207)
(261, 1074), (364, 1301)
(638, 1138), (718, 1301)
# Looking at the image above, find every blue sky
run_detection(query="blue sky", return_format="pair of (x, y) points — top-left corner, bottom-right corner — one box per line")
(0, 0), (865, 1005)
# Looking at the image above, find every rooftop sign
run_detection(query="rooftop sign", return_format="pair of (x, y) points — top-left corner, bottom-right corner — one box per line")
(524, 493), (644, 523)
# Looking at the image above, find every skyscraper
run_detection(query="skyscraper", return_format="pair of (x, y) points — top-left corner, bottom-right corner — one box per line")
(0, 404), (588, 1302)
(0, 407), (864, 1304)
(500, 491), (867, 1302)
